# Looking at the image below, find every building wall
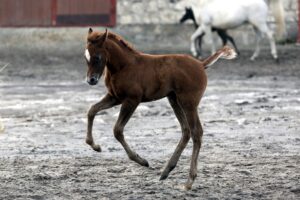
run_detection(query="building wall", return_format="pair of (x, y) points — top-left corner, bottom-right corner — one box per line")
(117, 0), (298, 25)
(115, 0), (299, 49)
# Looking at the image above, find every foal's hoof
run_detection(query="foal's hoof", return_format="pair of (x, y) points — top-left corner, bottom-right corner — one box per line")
(159, 174), (168, 181)
(274, 57), (280, 64)
(133, 154), (149, 167)
(183, 184), (192, 191)
(174, 184), (192, 191)
(139, 157), (149, 167)
(143, 161), (150, 167)
(92, 144), (102, 152)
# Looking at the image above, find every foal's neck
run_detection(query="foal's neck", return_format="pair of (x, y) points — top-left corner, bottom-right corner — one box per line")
(105, 39), (138, 74)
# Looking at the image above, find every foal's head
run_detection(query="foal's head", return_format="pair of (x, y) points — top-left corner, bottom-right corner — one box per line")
(84, 28), (109, 85)
(179, 7), (195, 24)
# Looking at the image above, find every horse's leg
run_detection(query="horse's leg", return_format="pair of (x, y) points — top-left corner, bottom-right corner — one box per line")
(114, 99), (149, 167)
(160, 93), (191, 180)
(250, 27), (262, 61)
(196, 33), (205, 58)
(217, 29), (240, 55)
(205, 27), (216, 55)
(190, 26), (205, 57)
(183, 108), (203, 191)
(215, 28), (228, 46)
(226, 34), (240, 55)
(86, 94), (120, 152)
(259, 24), (278, 61)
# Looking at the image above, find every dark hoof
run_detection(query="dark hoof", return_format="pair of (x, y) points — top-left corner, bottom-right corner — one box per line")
(92, 144), (102, 152)
(159, 174), (168, 181)
(133, 154), (149, 167)
(140, 159), (150, 167)
(275, 58), (280, 64)
(144, 161), (150, 168)
(139, 159), (150, 167)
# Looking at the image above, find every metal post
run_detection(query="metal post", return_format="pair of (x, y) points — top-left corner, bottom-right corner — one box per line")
(51, 0), (57, 26)
(297, 0), (300, 43)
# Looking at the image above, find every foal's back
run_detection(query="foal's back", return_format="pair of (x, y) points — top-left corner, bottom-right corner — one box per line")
(135, 53), (207, 102)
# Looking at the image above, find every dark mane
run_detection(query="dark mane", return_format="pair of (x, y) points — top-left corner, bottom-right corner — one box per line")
(108, 33), (139, 54)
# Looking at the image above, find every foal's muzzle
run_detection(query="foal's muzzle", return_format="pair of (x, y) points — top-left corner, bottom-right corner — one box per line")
(87, 75), (99, 85)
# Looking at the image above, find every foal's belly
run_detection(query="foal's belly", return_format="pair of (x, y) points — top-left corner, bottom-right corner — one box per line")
(141, 85), (171, 102)
(141, 92), (168, 103)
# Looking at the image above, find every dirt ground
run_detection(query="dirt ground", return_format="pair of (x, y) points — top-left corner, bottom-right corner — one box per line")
(0, 45), (299, 200)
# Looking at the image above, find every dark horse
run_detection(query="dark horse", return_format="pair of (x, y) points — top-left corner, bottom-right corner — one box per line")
(180, 7), (240, 56)
(84, 28), (237, 190)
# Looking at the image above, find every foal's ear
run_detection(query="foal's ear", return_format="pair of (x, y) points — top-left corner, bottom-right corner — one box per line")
(88, 28), (93, 34)
(103, 29), (108, 42)
(97, 29), (108, 45)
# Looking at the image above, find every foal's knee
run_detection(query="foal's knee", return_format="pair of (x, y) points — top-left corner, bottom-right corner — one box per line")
(113, 125), (124, 141)
(87, 106), (97, 119)
(182, 129), (191, 142)
(190, 128), (203, 144)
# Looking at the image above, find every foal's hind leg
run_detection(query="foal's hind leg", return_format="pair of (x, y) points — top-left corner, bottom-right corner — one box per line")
(183, 109), (203, 190)
(217, 29), (240, 55)
(87, 94), (119, 152)
(160, 93), (191, 180)
(114, 99), (149, 167)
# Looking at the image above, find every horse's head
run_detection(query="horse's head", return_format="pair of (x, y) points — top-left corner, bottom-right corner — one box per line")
(84, 28), (109, 85)
(179, 7), (195, 24)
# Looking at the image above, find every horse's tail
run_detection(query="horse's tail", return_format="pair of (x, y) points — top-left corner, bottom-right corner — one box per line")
(203, 46), (237, 69)
(269, 0), (286, 40)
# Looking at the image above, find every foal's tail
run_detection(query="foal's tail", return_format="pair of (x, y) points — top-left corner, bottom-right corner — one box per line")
(202, 46), (237, 69)
(269, 0), (286, 40)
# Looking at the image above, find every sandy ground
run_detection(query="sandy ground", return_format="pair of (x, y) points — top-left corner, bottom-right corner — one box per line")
(0, 45), (299, 199)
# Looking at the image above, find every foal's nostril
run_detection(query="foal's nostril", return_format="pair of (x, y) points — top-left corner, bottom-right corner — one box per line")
(87, 77), (98, 85)
(90, 77), (96, 83)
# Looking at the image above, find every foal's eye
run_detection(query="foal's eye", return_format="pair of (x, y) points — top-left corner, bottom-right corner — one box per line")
(95, 55), (101, 61)
(91, 55), (102, 66)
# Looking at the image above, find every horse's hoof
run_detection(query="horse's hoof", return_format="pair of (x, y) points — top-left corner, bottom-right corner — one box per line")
(191, 49), (197, 57)
(92, 144), (102, 152)
(274, 57), (280, 64)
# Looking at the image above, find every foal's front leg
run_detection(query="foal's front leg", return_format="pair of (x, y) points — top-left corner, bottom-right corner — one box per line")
(86, 94), (119, 152)
(114, 99), (149, 167)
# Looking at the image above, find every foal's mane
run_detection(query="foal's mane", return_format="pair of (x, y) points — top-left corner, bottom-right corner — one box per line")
(108, 33), (139, 54)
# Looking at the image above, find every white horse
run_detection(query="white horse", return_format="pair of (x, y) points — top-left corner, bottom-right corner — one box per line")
(189, 0), (286, 61)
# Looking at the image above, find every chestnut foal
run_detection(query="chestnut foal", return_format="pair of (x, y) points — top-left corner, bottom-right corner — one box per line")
(84, 28), (236, 190)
